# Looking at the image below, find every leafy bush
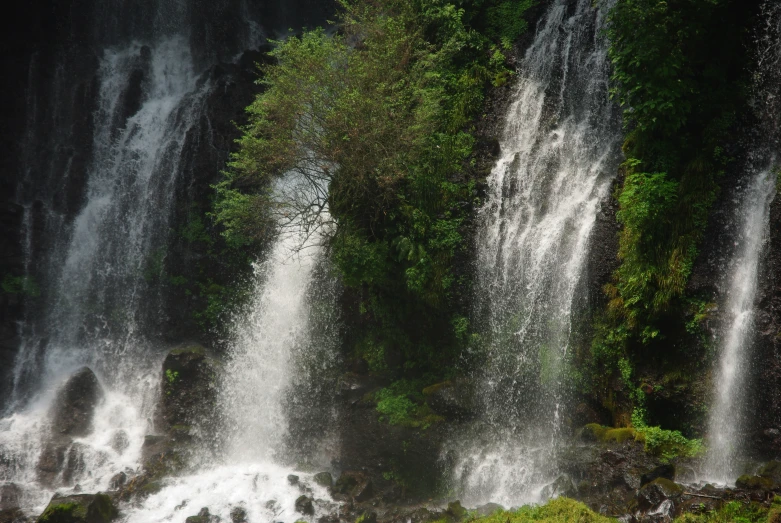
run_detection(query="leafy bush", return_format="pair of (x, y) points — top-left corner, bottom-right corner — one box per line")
(462, 497), (613, 523)
(635, 425), (704, 463)
(217, 0), (534, 377)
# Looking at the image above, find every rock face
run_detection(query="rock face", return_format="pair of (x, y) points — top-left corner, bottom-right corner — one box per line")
(156, 343), (219, 435)
(36, 493), (117, 523)
(0, 484), (21, 511)
(51, 368), (102, 437)
(37, 368), (103, 487)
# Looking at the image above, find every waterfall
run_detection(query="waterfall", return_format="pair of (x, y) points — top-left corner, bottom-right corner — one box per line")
(0, 1), (264, 513)
(449, 0), (621, 506)
(703, 1), (780, 484)
(125, 206), (340, 523)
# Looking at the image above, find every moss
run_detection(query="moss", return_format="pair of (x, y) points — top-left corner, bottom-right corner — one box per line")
(88, 494), (118, 522)
(582, 423), (638, 444)
(139, 481), (163, 495)
(38, 503), (84, 523)
(736, 475), (774, 490)
(170, 344), (206, 356)
(422, 381), (453, 396)
(649, 477), (683, 497)
(674, 500), (768, 522)
(463, 498), (613, 523)
(37, 494), (117, 523)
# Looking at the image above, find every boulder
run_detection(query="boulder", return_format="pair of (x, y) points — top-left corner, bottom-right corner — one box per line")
(157, 344), (219, 435)
(109, 431), (129, 455)
(313, 472), (332, 488)
(540, 474), (577, 501)
(445, 501), (466, 521)
(108, 472), (126, 491)
(229, 507), (247, 523)
(36, 493), (117, 523)
(51, 367), (102, 437)
(0, 508), (25, 523)
(0, 484), (21, 511)
(637, 478), (683, 512)
(736, 474), (774, 490)
(185, 507), (219, 523)
(759, 461), (781, 484)
(294, 495), (314, 516)
(332, 471), (373, 502)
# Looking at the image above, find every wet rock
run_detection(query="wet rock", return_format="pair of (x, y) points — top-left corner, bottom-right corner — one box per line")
(445, 501), (466, 521)
(62, 443), (87, 485)
(640, 464), (675, 487)
(422, 380), (474, 420)
(110, 430), (130, 455)
(332, 471), (373, 502)
(759, 461), (781, 484)
(157, 344), (220, 438)
(294, 495), (314, 516)
(0, 484), (21, 511)
(36, 493), (117, 523)
(287, 474), (300, 486)
(313, 472), (332, 488)
(36, 444), (67, 486)
(230, 506), (247, 523)
(541, 474), (577, 501)
(51, 367), (102, 437)
(0, 508), (26, 523)
(185, 507), (220, 523)
(643, 498), (675, 522)
(355, 512), (376, 523)
(474, 503), (504, 517)
(637, 478), (683, 512)
(109, 472), (127, 491)
(736, 474), (774, 489)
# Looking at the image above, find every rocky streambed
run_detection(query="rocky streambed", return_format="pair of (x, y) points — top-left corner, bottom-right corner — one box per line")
(4, 345), (781, 523)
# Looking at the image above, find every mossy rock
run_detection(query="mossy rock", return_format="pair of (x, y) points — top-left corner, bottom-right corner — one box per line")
(139, 481), (163, 496)
(581, 424), (637, 444)
(446, 501), (467, 521)
(760, 461), (781, 483)
(170, 343), (207, 357)
(313, 471), (333, 488)
(736, 474), (774, 490)
(37, 493), (117, 523)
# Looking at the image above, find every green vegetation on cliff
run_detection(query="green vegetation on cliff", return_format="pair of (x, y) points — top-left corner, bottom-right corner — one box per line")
(216, 0), (533, 378)
(589, 0), (762, 429)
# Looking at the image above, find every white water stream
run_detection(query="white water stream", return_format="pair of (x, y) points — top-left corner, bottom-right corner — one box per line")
(449, 0), (621, 507)
(126, 220), (337, 523)
(704, 167), (776, 483)
(1, 35), (211, 513)
(703, 1), (780, 483)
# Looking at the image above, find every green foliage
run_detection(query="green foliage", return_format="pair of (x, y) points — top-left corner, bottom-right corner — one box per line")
(603, 0), (750, 333)
(462, 497), (614, 523)
(674, 501), (768, 523)
(374, 380), (444, 428)
(590, 0), (757, 423)
(1, 274), (40, 297)
(165, 369), (179, 384)
(218, 0), (534, 377)
(633, 422), (704, 463)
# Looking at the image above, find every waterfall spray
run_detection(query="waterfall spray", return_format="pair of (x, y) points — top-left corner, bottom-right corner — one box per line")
(449, 0), (621, 506)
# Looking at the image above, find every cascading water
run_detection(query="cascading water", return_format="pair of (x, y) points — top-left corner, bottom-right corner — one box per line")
(125, 208), (340, 522)
(449, 0), (622, 506)
(703, 1), (780, 484)
(0, 1), (268, 514)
